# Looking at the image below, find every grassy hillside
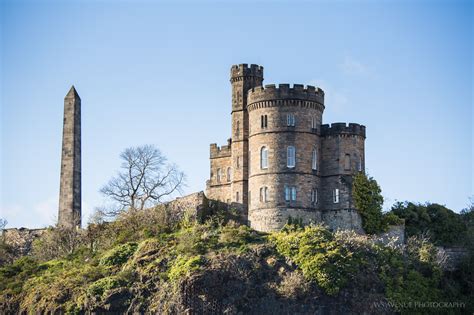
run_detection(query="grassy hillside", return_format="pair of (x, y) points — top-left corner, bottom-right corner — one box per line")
(0, 206), (472, 314)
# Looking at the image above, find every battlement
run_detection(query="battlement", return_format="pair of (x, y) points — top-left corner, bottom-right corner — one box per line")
(321, 122), (366, 137)
(247, 84), (325, 105)
(210, 139), (232, 159)
(230, 64), (264, 79)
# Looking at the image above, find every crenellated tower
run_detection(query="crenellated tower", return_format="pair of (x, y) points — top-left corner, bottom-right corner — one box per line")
(229, 64), (263, 210)
(206, 64), (367, 232)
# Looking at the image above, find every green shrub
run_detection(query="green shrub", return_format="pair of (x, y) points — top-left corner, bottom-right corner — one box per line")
(352, 172), (386, 234)
(99, 242), (138, 267)
(390, 202), (468, 246)
(87, 275), (126, 297)
(272, 225), (359, 295)
(168, 255), (203, 282)
(218, 224), (261, 250)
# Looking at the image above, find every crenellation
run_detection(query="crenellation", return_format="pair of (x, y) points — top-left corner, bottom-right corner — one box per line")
(210, 142), (232, 159)
(206, 63), (367, 232)
(248, 83), (325, 105)
(321, 122), (366, 138)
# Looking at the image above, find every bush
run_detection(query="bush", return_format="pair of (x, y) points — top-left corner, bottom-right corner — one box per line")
(32, 227), (85, 261)
(352, 172), (386, 234)
(99, 242), (138, 267)
(272, 225), (359, 295)
(87, 275), (126, 297)
(390, 202), (467, 246)
(168, 255), (203, 282)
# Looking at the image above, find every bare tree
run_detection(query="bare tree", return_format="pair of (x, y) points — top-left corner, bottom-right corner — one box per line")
(101, 145), (185, 215)
(0, 218), (7, 230)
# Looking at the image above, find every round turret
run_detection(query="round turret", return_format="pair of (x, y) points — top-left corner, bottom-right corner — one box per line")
(247, 84), (325, 231)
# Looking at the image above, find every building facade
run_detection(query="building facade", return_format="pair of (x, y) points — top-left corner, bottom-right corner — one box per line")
(206, 64), (365, 232)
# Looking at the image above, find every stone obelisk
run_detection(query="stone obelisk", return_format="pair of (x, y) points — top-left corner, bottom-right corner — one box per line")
(58, 86), (81, 229)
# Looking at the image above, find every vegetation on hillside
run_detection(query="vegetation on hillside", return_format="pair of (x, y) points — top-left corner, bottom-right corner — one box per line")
(0, 204), (472, 314)
(352, 172), (403, 234)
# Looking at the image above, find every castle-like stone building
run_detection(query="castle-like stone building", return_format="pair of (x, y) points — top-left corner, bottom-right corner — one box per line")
(206, 64), (366, 232)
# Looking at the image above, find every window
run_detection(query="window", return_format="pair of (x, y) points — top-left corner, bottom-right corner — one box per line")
(227, 167), (231, 182)
(344, 154), (351, 171)
(260, 187), (268, 202)
(216, 168), (221, 183)
(312, 149), (317, 170)
(236, 191), (240, 202)
(358, 156), (363, 172)
(285, 186), (297, 201)
(260, 146), (268, 169)
(236, 156), (240, 169)
(261, 115), (268, 129)
(311, 189), (318, 205)
(311, 117), (317, 129)
(333, 188), (340, 203)
(287, 114), (295, 126)
(287, 146), (296, 168)
(235, 120), (240, 137)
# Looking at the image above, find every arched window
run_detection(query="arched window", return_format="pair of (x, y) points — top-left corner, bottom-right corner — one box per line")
(287, 146), (296, 168)
(344, 154), (351, 171)
(227, 167), (231, 182)
(358, 156), (363, 172)
(333, 188), (340, 203)
(312, 149), (317, 170)
(260, 146), (268, 169)
(236, 191), (240, 202)
(216, 168), (221, 183)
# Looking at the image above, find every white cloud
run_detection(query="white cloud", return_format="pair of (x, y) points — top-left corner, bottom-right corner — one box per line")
(307, 79), (349, 113)
(339, 56), (371, 76)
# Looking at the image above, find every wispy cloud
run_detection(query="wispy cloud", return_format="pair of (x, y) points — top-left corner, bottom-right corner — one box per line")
(307, 79), (349, 114)
(339, 56), (372, 76)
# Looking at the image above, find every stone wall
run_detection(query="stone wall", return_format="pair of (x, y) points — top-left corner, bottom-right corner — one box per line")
(1, 228), (47, 258)
(436, 246), (470, 271)
(206, 64), (367, 233)
(163, 191), (209, 222)
(377, 224), (405, 246)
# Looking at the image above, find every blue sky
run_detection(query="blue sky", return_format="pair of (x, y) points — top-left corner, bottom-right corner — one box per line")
(1, 0), (472, 228)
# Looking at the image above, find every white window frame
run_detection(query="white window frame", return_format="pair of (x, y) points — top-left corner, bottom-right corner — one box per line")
(312, 149), (317, 170)
(287, 146), (296, 168)
(260, 146), (268, 169)
(333, 188), (340, 203)
(287, 113), (295, 126)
